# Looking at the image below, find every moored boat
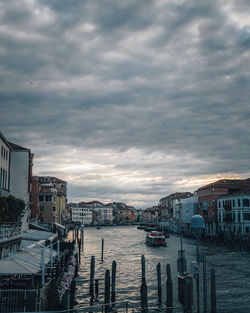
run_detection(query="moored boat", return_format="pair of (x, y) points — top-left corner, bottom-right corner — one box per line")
(145, 231), (167, 247)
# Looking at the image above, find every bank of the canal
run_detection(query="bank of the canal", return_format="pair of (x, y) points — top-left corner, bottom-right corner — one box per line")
(70, 225), (250, 313)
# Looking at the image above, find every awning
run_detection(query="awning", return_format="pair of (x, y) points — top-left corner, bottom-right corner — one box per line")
(0, 243), (57, 276)
(22, 229), (56, 241)
(0, 259), (38, 275)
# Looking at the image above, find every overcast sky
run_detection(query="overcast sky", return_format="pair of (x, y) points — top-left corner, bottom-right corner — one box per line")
(1, 0), (250, 208)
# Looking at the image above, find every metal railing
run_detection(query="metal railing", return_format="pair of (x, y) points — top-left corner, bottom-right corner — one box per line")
(0, 289), (40, 312)
(75, 301), (183, 313)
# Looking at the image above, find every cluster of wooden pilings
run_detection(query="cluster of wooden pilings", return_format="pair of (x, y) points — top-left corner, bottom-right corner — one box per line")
(89, 255), (117, 313)
(86, 252), (216, 313)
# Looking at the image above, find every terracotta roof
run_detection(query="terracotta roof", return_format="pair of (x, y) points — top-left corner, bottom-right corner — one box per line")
(197, 179), (250, 190)
(38, 176), (66, 184)
(218, 187), (250, 198)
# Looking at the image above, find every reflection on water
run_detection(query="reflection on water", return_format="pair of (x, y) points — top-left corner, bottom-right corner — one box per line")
(71, 226), (250, 312)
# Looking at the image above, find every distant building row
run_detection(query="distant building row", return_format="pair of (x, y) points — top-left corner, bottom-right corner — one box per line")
(154, 178), (250, 239)
(69, 201), (140, 226)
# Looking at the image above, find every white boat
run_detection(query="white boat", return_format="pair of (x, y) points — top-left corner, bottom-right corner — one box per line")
(145, 231), (167, 247)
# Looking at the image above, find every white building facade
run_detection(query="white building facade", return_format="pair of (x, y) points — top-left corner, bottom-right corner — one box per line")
(0, 132), (11, 197)
(217, 189), (250, 239)
(9, 143), (31, 204)
(70, 205), (93, 225)
(93, 205), (113, 225)
(172, 194), (198, 234)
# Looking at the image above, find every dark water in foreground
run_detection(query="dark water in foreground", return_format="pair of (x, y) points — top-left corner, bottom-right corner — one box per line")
(71, 226), (250, 312)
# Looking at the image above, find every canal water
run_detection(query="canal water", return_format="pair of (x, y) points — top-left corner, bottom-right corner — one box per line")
(71, 226), (250, 312)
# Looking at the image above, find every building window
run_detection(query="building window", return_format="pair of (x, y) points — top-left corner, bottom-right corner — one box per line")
(218, 201), (221, 208)
(238, 212), (241, 221)
(45, 195), (52, 202)
(39, 195), (44, 202)
(53, 206), (56, 212)
(232, 200), (235, 207)
(243, 199), (250, 207)
(244, 213), (250, 221)
(238, 199), (241, 207)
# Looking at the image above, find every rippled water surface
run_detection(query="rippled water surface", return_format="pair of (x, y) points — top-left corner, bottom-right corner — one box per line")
(70, 226), (250, 312)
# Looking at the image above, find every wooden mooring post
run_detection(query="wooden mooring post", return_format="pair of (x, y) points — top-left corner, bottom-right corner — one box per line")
(77, 237), (81, 264)
(105, 269), (110, 313)
(211, 269), (216, 313)
(140, 255), (148, 313)
(157, 262), (162, 305)
(111, 260), (117, 306)
(81, 227), (84, 250)
(203, 255), (207, 313)
(89, 256), (95, 297)
(166, 263), (173, 313)
(95, 279), (99, 298)
(101, 238), (104, 263)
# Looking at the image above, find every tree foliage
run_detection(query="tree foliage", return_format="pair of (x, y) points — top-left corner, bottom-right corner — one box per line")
(0, 195), (25, 224)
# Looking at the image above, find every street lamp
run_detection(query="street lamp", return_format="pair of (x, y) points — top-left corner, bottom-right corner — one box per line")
(191, 215), (205, 313)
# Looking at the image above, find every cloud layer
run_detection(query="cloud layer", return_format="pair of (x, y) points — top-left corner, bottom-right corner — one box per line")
(1, 0), (250, 207)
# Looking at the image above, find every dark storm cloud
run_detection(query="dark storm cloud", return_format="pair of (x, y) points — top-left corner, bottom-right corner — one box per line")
(1, 0), (250, 207)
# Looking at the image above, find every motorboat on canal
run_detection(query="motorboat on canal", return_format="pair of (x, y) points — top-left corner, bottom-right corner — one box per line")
(145, 231), (167, 247)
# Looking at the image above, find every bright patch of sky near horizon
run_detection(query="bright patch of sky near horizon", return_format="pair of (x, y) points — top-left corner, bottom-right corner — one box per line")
(1, 0), (250, 208)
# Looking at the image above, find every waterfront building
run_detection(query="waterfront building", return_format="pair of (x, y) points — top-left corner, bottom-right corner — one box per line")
(158, 196), (168, 222)
(217, 188), (250, 240)
(31, 176), (67, 224)
(0, 131), (12, 197)
(8, 142), (33, 204)
(142, 206), (158, 223)
(1, 131), (34, 232)
(9, 142), (34, 231)
(158, 192), (192, 222)
(110, 202), (138, 224)
(172, 193), (198, 235)
(197, 179), (250, 237)
(113, 203), (122, 224)
(70, 203), (93, 225)
(93, 204), (113, 225)
(121, 206), (135, 224)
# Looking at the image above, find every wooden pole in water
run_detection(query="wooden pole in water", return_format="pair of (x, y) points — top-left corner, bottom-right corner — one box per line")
(89, 256), (95, 297)
(81, 228), (84, 250)
(104, 269), (110, 313)
(111, 260), (117, 306)
(184, 278), (192, 313)
(77, 237), (81, 264)
(140, 255), (148, 313)
(203, 255), (207, 313)
(166, 263), (173, 313)
(95, 279), (99, 298)
(210, 269), (216, 313)
(157, 263), (162, 305)
(101, 238), (104, 263)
